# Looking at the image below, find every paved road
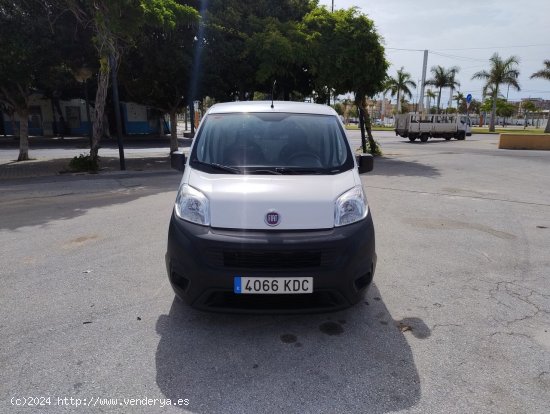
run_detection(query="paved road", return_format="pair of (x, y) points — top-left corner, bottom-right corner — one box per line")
(1, 133), (549, 413)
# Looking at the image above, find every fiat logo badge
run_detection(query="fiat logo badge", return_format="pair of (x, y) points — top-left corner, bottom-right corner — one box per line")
(265, 211), (280, 226)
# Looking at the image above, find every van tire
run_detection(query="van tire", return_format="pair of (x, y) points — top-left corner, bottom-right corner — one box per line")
(420, 134), (429, 142)
(456, 131), (466, 140)
(444, 136), (452, 140)
(409, 136), (417, 142)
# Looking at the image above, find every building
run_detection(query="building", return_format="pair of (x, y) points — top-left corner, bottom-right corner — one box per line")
(521, 98), (550, 111)
(1, 94), (169, 137)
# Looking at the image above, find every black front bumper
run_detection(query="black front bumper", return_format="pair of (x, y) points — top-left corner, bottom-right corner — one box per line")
(165, 212), (376, 313)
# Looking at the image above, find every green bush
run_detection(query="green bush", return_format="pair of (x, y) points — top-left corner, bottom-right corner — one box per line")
(69, 154), (99, 172)
(357, 140), (383, 156)
(367, 140), (383, 156)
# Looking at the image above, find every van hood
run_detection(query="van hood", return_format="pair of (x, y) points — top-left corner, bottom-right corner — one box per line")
(188, 169), (358, 230)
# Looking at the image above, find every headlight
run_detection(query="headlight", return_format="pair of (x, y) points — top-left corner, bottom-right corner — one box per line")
(334, 186), (368, 227)
(174, 184), (210, 226)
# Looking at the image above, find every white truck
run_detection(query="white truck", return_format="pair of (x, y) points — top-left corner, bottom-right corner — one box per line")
(395, 113), (472, 142)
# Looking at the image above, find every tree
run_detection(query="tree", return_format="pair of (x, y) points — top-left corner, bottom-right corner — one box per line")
(64, 0), (197, 164)
(304, 7), (388, 154)
(522, 101), (537, 129)
(332, 102), (344, 116)
(530, 60), (550, 81)
(459, 97), (480, 115)
(426, 65), (460, 113)
(339, 98), (355, 124)
(41, 8), (97, 142)
(481, 98), (516, 127)
(472, 53), (520, 132)
(303, 6), (343, 105)
(496, 100), (515, 126)
(200, 1), (258, 101)
(120, 2), (199, 153)
(530, 60), (550, 132)
(385, 67), (416, 114)
(347, 104), (358, 120)
(200, 0), (313, 101)
(453, 92), (465, 113)
(426, 89), (436, 113)
(248, 18), (311, 100)
(0, 1), (63, 160)
(469, 99), (481, 116)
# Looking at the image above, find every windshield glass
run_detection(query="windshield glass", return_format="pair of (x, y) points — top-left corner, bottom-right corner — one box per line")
(190, 112), (354, 175)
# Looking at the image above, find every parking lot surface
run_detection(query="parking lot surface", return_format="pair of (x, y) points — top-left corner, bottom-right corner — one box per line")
(1, 132), (549, 413)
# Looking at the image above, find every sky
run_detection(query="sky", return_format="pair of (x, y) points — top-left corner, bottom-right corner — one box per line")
(318, 0), (550, 105)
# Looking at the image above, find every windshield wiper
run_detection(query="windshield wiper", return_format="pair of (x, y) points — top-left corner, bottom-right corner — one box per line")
(274, 167), (323, 175)
(246, 168), (283, 175)
(193, 160), (241, 174)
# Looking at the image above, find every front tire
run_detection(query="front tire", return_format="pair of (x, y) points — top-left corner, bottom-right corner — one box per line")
(420, 134), (429, 142)
(409, 136), (417, 142)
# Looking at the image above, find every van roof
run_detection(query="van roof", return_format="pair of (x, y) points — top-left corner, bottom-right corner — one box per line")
(207, 101), (337, 116)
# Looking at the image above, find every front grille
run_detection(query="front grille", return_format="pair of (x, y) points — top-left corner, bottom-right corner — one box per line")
(223, 250), (322, 269)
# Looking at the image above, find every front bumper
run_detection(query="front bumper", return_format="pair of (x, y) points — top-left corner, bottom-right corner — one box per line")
(165, 212), (376, 313)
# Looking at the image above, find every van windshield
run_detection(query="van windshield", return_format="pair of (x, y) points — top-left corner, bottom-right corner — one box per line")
(190, 113), (354, 175)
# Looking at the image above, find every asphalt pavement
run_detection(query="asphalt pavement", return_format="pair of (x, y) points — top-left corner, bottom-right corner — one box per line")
(0, 131), (549, 413)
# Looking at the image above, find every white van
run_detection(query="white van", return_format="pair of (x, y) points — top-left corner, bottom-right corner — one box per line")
(166, 101), (376, 312)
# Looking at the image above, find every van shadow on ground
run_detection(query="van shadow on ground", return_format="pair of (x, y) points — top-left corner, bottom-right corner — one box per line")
(155, 285), (425, 414)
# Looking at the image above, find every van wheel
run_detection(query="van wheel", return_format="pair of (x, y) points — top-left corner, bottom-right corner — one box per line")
(420, 135), (429, 142)
(408, 136), (417, 142)
(456, 132), (466, 140)
(444, 136), (452, 141)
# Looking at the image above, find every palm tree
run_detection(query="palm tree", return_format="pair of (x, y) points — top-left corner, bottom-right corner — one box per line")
(426, 66), (446, 112)
(472, 53), (520, 132)
(385, 67), (416, 114)
(530, 60), (550, 81)
(453, 91), (465, 112)
(425, 65), (460, 113)
(426, 89), (436, 113)
(530, 60), (550, 132)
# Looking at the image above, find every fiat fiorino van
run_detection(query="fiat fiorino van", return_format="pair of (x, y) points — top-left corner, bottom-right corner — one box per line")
(166, 101), (376, 312)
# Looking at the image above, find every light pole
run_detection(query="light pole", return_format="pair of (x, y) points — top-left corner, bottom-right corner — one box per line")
(419, 50), (428, 114)
(73, 65), (93, 149)
(415, 78), (421, 113)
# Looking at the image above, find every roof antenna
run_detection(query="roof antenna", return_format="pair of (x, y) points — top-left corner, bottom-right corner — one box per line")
(271, 80), (277, 108)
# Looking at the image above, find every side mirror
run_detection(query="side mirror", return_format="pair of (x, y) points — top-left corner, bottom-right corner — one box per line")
(356, 153), (373, 174)
(170, 152), (186, 172)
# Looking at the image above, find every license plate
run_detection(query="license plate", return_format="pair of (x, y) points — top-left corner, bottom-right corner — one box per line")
(234, 277), (313, 294)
